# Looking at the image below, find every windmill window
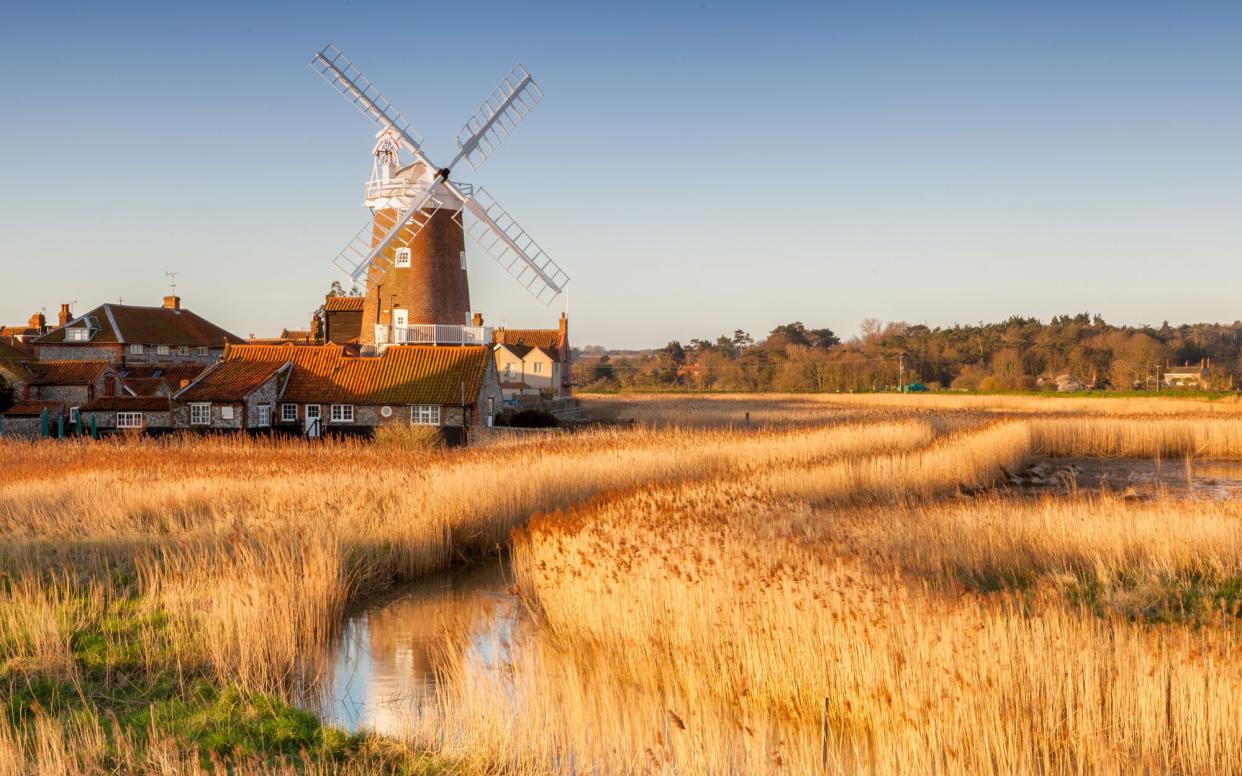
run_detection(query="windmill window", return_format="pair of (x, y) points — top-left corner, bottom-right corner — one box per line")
(394, 248), (411, 268)
(190, 403), (210, 425)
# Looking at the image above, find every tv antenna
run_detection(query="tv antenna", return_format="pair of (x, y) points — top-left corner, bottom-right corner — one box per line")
(165, 272), (179, 295)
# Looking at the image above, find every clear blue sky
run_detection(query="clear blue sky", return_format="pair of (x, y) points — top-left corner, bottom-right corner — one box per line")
(1, 1), (1239, 348)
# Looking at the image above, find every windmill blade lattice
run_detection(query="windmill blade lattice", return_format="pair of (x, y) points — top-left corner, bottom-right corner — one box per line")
(311, 44), (426, 156)
(453, 65), (543, 173)
(455, 187), (569, 305)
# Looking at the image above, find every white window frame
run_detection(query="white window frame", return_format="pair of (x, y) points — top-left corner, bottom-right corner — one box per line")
(69, 328), (89, 342)
(156, 344), (170, 356)
(254, 404), (271, 428)
(532, 361), (544, 374)
(117, 412), (143, 429)
(189, 403), (211, 425)
(129, 344), (144, 355)
(281, 404), (298, 423)
(412, 404), (440, 425)
(195, 346), (209, 356)
(220, 406), (234, 421)
(70, 407), (80, 424)
(394, 248), (411, 268)
(177, 346), (189, 356)
(330, 404), (354, 423)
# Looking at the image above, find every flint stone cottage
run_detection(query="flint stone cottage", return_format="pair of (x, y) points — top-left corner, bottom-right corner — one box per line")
(33, 297), (244, 366)
(171, 342), (502, 444)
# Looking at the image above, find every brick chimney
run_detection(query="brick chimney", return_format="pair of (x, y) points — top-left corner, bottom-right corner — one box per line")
(58, 304), (72, 327)
(27, 312), (46, 331)
(471, 312), (484, 327)
(163, 295), (181, 311)
(558, 312), (569, 350)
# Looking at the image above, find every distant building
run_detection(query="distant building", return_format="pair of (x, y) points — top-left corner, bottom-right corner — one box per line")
(321, 296), (364, 344)
(32, 297), (243, 367)
(492, 313), (571, 401)
(1163, 361), (1210, 389)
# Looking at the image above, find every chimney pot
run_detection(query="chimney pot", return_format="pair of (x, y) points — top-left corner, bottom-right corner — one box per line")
(27, 312), (46, 330)
(179, 379), (190, 389)
(58, 304), (72, 327)
(163, 295), (181, 311)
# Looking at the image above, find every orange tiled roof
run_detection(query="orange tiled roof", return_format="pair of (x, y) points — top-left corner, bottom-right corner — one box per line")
(29, 361), (111, 386)
(494, 328), (562, 350)
(323, 297), (365, 312)
(120, 364), (206, 383)
(2, 400), (64, 417)
(35, 303), (243, 347)
(175, 360), (291, 402)
(81, 396), (171, 412)
(122, 377), (167, 396)
(223, 343), (491, 406)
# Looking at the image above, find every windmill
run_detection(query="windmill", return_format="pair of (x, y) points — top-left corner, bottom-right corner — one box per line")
(310, 44), (569, 349)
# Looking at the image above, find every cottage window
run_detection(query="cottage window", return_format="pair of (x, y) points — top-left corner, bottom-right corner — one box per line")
(189, 403), (210, 425)
(195, 347), (209, 356)
(532, 362), (544, 374)
(117, 412), (143, 429)
(504, 362), (516, 377)
(394, 248), (411, 268)
(412, 405), (440, 425)
(69, 328), (90, 342)
(129, 344), (144, 355)
(156, 345), (170, 356)
(220, 406), (234, 421)
(178, 346), (189, 356)
(281, 404), (297, 423)
(70, 407), (80, 424)
(330, 404), (354, 423)
(254, 404), (271, 427)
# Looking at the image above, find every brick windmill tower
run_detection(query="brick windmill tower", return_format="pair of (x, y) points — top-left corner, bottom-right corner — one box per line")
(312, 45), (570, 350)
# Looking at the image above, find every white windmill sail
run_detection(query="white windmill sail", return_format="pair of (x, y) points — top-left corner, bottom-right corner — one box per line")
(311, 45), (570, 302)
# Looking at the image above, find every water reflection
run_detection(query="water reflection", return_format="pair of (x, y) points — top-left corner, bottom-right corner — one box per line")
(316, 559), (524, 735)
(1016, 457), (1242, 500)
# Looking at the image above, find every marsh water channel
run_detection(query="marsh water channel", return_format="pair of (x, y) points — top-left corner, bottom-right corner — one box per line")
(308, 457), (1242, 736)
(312, 559), (526, 736)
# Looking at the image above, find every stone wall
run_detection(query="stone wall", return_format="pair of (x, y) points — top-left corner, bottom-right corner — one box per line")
(88, 410), (174, 431)
(35, 345), (120, 363)
(172, 401), (245, 430)
(0, 417), (43, 439)
(32, 385), (92, 407)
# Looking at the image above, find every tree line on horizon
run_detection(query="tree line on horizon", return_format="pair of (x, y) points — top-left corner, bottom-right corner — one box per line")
(573, 314), (1242, 393)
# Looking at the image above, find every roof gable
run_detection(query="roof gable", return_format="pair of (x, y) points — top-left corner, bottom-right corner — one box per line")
(35, 303), (243, 347)
(174, 360), (290, 402)
(493, 328), (562, 350)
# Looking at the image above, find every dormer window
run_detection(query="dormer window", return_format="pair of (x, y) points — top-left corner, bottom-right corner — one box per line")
(394, 248), (411, 268)
(68, 328), (91, 342)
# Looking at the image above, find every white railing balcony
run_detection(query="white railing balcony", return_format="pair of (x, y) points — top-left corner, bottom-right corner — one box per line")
(376, 324), (493, 347)
(364, 179), (473, 202)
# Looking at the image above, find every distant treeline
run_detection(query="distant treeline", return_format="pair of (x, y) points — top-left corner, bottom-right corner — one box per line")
(573, 315), (1242, 393)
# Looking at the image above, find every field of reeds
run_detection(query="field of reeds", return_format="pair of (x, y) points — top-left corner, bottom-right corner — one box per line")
(3, 392), (1242, 773)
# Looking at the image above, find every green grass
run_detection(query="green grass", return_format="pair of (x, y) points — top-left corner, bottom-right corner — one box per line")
(0, 592), (433, 772)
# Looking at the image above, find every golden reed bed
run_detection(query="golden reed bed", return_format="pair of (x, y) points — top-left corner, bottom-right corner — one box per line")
(2, 394), (1242, 773)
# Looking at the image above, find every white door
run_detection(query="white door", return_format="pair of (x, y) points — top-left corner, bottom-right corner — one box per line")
(392, 309), (408, 343)
(305, 405), (321, 438)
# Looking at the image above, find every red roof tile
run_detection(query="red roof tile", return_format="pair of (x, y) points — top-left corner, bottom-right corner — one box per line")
(2, 400), (64, 417)
(29, 361), (111, 386)
(323, 297), (365, 312)
(174, 360), (290, 402)
(35, 303), (243, 347)
(222, 343), (491, 406)
(494, 328), (562, 350)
